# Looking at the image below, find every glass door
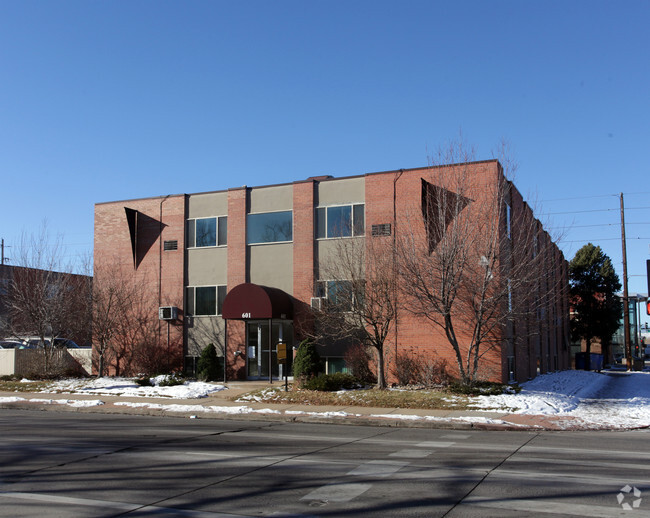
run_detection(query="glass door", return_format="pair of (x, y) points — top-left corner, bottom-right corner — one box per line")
(246, 321), (293, 380)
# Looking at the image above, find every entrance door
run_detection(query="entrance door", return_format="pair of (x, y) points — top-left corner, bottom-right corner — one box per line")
(246, 321), (293, 380)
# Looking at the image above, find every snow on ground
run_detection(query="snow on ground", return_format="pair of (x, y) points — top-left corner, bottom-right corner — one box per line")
(42, 376), (226, 399)
(3, 370), (650, 429)
(473, 369), (650, 429)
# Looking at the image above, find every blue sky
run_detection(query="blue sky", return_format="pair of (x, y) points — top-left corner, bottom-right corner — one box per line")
(1, 1), (648, 306)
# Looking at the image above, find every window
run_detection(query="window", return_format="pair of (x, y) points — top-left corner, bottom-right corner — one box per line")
(505, 201), (512, 239)
(186, 285), (227, 316)
(247, 211), (292, 244)
(316, 280), (361, 312)
(316, 204), (365, 239)
(187, 217), (227, 248)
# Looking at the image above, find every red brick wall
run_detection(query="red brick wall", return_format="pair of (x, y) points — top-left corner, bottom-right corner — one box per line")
(293, 180), (316, 342)
(225, 187), (248, 376)
(93, 195), (185, 375)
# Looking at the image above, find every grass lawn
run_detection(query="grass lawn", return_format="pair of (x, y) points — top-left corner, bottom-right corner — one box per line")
(235, 385), (477, 410)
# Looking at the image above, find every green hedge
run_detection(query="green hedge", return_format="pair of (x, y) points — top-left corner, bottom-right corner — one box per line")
(302, 373), (361, 392)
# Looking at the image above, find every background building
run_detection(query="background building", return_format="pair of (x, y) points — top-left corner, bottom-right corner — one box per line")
(94, 160), (570, 383)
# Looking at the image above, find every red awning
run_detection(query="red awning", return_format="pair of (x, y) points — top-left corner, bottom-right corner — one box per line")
(221, 283), (293, 320)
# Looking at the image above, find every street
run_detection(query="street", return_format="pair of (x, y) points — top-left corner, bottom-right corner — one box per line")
(1, 410), (649, 517)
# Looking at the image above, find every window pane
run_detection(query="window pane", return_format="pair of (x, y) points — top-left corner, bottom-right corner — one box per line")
(327, 280), (352, 312)
(316, 207), (326, 239)
(187, 220), (196, 248)
(217, 285), (227, 315)
(218, 216), (228, 246)
(186, 287), (195, 316)
(195, 286), (216, 315)
(353, 204), (365, 236)
(195, 218), (217, 247)
(247, 211), (293, 244)
(327, 206), (351, 238)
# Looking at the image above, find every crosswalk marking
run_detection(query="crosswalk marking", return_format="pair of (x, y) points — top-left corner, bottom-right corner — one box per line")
(300, 483), (373, 503)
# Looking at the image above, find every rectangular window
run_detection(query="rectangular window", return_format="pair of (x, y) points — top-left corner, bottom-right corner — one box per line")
(316, 204), (365, 239)
(505, 202), (512, 239)
(186, 285), (227, 316)
(187, 217), (227, 248)
(217, 216), (228, 246)
(247, 211), (293, 244)
(316, 280), (359, 312)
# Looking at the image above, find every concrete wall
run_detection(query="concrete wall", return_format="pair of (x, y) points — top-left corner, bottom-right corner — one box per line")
(0, 349), (14, 376)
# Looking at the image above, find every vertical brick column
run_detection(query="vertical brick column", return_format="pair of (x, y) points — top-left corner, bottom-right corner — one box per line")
(226, 187), (247, 379)
(227, 187), (248, 289)
(292, 180), (315, 340)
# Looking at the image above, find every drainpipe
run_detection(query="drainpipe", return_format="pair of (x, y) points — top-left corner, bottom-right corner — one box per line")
(159, 195), (170, 365)
(393, 170), (403, 364)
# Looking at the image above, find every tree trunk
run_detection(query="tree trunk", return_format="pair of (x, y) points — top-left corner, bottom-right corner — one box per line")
(376, 346), (386, 389)
(585, 337), (591, 371)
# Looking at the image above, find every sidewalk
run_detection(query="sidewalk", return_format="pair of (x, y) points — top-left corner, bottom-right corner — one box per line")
(0, 380), (587, 431)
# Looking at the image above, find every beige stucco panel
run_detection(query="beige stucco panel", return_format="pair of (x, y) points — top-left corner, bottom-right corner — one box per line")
(317, 177), (365, 206)
(187, 317), (225, 357)
(188, 192), (228, 219)
(249, 243), (293, 294)
(316, 238), (365, 279)
(187, 248), (228, 286)
(249, 184), (293, 213)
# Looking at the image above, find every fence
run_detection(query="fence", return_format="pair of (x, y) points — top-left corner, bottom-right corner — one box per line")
(0, 348), (93, 377)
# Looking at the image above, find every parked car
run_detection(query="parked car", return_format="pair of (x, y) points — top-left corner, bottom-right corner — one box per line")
(0, 341), (23, 349)
(8, 337), (81, 349)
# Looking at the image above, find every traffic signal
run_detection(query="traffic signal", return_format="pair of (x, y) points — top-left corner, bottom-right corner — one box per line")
(647, 299), (650, 316)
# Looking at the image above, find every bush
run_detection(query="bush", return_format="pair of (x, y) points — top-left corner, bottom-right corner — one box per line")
(197, 343), (220, 382)
(302, 373), (361, 391)
(392, 352), (450, 387)
(293, 340), (321, 382)
(154, 373), (186, 386)
(447, 380), (518, 396)
(343, 343), (376, 384)
(135, 376), (152, 386)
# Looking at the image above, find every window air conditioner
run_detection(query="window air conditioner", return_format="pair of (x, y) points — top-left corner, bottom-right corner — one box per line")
(310, 297), (325, 311)
(159, 306), (178, 321)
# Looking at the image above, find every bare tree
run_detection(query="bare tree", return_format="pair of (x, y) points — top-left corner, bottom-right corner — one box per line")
(92, 259), (142, 376)
(396, 142), (552, 385)
(312, 236), (397, 389)
(7, 225), (91, 376)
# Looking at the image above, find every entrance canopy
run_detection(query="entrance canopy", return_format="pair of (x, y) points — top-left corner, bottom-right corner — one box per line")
(221, 283), (293, 320)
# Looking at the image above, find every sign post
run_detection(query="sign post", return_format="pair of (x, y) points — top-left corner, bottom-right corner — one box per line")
(277, 342), (288, 392)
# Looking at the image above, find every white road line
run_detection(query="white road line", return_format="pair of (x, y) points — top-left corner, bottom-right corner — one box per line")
(347, 460), (409, 478)
(441, 434), (471, 440)
(462, 495), (643, 517)
(389, 449), (432, 458)
(0, 491), (257, 517)
(300, 483), (373, 503)
(416, 441), (456, 448)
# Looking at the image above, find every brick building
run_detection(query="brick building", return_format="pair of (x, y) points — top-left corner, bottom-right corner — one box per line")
(94, 160), (570, 383)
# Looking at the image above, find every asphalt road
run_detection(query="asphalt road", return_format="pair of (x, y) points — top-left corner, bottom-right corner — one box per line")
(1, 410), (649, 517)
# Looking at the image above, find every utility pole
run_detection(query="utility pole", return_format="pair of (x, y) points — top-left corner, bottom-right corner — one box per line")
(620, 193), (632, 370)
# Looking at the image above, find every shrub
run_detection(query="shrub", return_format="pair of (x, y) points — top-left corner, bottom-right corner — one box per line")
(343, 343), (376, 384)
(392, 352), (450, 387)
(197, 343), (221, 382)
(154, 373), (186, 386)
(293, 340), (321, 383)
(135, 376), (152, 386)
(447, 380), (518, 396)
(302, 373), (361, 391)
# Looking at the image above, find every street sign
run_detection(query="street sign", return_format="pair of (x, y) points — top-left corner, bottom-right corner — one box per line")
(277, 343), (287, 364)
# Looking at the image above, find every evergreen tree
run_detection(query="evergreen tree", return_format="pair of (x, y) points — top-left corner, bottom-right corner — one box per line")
(570, 243), (622, 368)
(293, 339), (321, 383)
(197, 343), (220, 381)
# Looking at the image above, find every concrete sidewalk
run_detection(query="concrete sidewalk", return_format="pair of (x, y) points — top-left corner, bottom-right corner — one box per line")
(0, 381), (586, 431)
